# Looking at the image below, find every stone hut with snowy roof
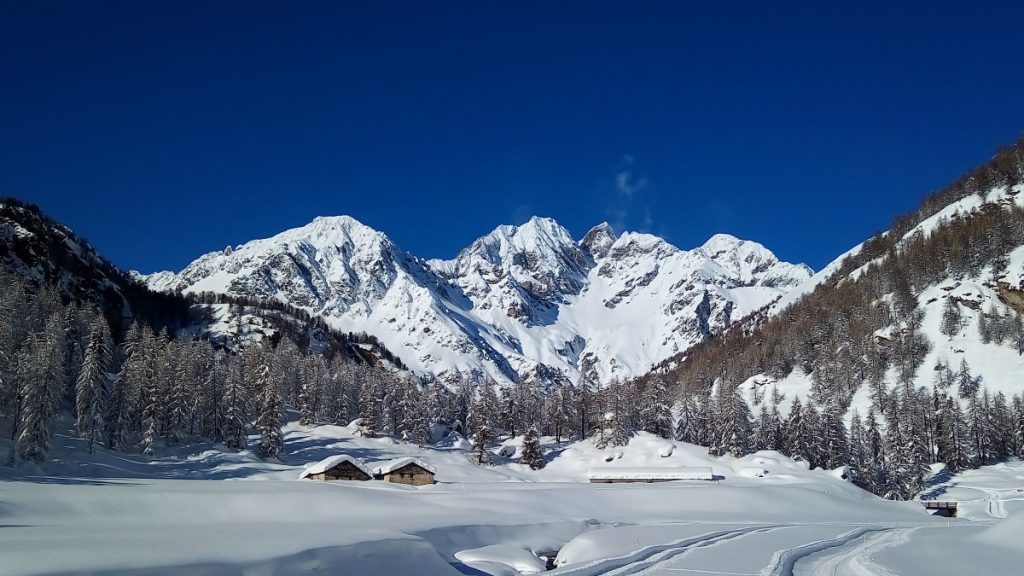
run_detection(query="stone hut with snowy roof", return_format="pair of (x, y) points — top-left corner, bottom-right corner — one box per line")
(299, 455), (374, 481)
(374, 457), (436, 486)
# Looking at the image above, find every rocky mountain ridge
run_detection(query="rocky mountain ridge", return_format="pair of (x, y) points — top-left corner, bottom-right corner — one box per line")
(142, 214), (812, 385)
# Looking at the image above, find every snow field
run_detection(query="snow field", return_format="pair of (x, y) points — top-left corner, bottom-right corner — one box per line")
(2, 419), (1019, 575)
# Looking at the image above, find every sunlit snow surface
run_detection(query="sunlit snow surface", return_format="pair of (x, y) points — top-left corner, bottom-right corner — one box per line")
(2, 420), (1019, 575)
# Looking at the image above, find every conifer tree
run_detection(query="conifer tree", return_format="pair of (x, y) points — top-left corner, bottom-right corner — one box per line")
(544, 383), (573, 443)
(847, 410), (868, 488)
(199, 351), (227, 442)
(957, 359), (980, 399)
(765, 386), (785, 451)
(599, 382), (632, 448)
(864, 407), (887, 494)
(638, 378), (673, 438)
(752, 403), (771, 452)
(425, 380), (451, 431)
(720, 385), (752, 457)
(469, 383), (499, 464)
(784, 396), (810, 464)
(164, 342), (192, 445)
(947, 400), (972, 471)
(254, 364), (283, 459)
(576, 377), (595, 440)
(15, 314), (66, 462)
(75, 314), (112, 453)
(331, 360), (352, 426)
(674, 394), (699, 445)
(359, 371), (382, 438)
(520, 425), (544, 470)
(1012, 394), (1024, 459)
(223, 355), (248, 451)
(939, 298), (962, 338)
(820, 400), (849, 469)
(1012, 314), (1024, 355)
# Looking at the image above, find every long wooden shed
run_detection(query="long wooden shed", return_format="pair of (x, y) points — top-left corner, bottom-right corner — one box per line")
(587, 467), (715, 484)
(300, 455), (374, 481)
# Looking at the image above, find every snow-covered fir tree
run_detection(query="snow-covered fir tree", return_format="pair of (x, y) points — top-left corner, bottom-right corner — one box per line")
(75, 313), (112, 453)
(638, 377), (673, 438)
(14, 313), (66, 462)
(520, 425), (544, 469)
(254, 362), (284, 459)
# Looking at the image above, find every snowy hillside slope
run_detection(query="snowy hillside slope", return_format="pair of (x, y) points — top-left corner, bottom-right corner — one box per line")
(740, 183), (1024, 421)
(144, 216), (811, 384)
(0, 198), (192, 332)
(2, 417), (1007, 576)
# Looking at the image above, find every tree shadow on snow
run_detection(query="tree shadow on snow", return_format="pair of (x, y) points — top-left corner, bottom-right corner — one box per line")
(0, 474), (144, 486)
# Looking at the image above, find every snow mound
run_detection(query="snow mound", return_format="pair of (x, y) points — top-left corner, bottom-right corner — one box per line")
(454, 544), (546, 574)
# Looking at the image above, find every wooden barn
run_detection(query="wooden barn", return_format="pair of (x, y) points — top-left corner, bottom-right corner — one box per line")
(299, 455), (374, 482)
(374, 457), (436, 486)
(587, 467), (715, 484)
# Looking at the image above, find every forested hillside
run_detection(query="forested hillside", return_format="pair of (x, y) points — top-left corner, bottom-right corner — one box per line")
(648, 137), (1024, 499)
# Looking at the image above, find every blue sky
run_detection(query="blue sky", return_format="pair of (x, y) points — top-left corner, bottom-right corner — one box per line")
(2, 1), (1023, 272)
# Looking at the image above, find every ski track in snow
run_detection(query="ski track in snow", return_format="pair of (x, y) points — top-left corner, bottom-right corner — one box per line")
(554, 523), (946, 576)
(954, 484), (1019, 519)
(789, 527), (915, 576)
(976, 486), (1010, 519)
(758, 527), (891, 576)
(553, 527), (777, 576)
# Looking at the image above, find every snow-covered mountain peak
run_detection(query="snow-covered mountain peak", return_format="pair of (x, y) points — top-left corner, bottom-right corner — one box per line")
(610, 230), (677, 253)
(580, 222), (618, 259)
(463, 216), (579, 262)
(267, 214), (392, 252)
(433, 216), (591, 325)
(142, 211), (812, 385)
(698, 233), (811, 288)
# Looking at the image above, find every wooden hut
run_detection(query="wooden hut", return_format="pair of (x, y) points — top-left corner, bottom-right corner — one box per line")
(300, 455), (374, 481)
(374, 457), (436, 486)
(587, 466), (715, 484)
(922, 500), (958, 517)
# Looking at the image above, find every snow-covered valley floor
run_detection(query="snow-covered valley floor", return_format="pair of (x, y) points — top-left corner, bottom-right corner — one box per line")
(2, 421), (1021, 575)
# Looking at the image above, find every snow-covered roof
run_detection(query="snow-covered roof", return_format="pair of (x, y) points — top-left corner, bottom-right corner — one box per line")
(374, 457), (436, 475)
(299, 455), (374, 479)
(587, 467), (714, 481)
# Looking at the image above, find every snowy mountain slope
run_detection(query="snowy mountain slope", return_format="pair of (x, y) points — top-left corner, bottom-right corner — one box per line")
(0, 201), (410, 362)
(740, 183), (1024, 418)
(143, 216), (812, 384)
(0, 198), (192, 332)
(1, 199), (132, 310)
